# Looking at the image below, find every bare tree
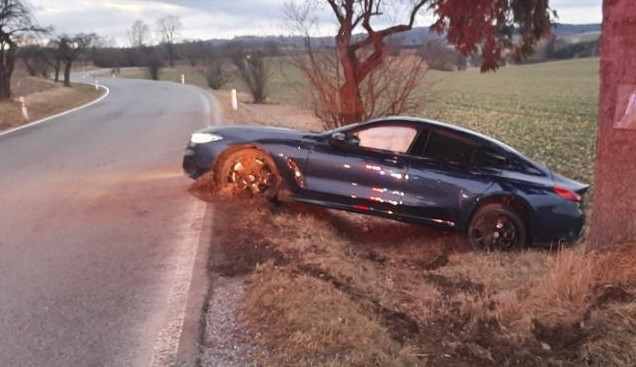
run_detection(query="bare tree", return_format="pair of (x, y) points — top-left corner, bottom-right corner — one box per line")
(287, 2), (428, 129)
(17, 45), (40, 76)
(43, 38), (62, 82)
(128, 20), (149, 48)
(57, 33), (96, 86)
(156, 15), (181, 67)
(286, 0), (552, 125)
(232, 50), (270, 103)
(0, 0), (48, 100)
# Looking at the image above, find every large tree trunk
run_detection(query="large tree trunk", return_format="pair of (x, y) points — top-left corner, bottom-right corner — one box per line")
(336, 36), (364, 124)
(588, 0), (636, 247)
(338, 80), (364, 123)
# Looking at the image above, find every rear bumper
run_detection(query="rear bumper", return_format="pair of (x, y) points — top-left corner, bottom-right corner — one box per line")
(531, 201), (586, 247)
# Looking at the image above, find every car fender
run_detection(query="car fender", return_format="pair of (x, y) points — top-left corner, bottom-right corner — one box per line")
(463, 187), (536, 235)
(216, 142), (310, 195)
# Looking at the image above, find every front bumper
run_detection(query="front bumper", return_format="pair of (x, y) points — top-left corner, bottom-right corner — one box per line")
(183, 148), (206, 178)
(182, 142), (221, 179)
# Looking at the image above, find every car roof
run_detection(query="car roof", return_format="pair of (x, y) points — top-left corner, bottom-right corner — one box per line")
(364, 116), (523, 155)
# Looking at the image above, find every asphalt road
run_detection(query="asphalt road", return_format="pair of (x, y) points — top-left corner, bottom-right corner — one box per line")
(0, 77), (217, 366)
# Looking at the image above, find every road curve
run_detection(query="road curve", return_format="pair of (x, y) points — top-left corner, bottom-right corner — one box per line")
(0, 77), (217, 367)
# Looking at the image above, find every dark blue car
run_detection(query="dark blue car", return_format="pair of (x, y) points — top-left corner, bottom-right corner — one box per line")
(183, 117), (589, 250)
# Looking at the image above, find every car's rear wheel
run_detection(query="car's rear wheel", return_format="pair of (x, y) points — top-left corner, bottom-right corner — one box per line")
(468, 204), (526, 251)
(217, 148), (279, 198)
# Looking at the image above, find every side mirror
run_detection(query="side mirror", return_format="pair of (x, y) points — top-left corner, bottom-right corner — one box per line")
(329, 132), (360, 147)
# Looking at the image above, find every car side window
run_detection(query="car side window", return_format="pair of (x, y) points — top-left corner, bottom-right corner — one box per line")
(421, 130), (475, 166)
(353, 125), (418, 153)
(472, 146), (507, 169)
(505, 156), (544, 175)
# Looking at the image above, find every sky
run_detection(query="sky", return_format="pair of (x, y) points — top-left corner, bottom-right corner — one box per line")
(28, 0), (603, 47)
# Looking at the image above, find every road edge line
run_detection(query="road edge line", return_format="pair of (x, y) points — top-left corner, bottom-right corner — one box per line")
(0, 83), (110, 138)
(149, 199), (208, 367)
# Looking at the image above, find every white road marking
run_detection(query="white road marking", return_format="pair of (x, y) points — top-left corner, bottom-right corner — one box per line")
(0, 83), (110, 138)
(149, 198), (207, 367)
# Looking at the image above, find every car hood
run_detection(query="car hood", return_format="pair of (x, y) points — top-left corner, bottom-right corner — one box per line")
(196, 124), (313, 142)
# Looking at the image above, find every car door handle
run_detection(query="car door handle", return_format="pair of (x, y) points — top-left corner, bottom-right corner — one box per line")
(383, 158), (400, 164)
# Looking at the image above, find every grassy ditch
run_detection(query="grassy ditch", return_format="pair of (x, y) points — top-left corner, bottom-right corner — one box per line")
(196, 188), (635, 367)
(190, 56), (633, 366)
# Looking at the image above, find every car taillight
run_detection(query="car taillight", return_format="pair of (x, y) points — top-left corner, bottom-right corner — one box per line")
(554, 186), (581, 202)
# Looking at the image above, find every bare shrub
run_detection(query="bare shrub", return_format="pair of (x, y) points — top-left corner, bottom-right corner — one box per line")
(142, 47), (163, 81)
(203, 59), (228, 90)
(418, 40), (467, 71)
(286, 4), (428, 129)
(232, 51), (270, 103)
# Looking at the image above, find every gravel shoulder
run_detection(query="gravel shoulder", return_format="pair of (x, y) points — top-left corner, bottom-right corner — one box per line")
(197, 92), (321, 367)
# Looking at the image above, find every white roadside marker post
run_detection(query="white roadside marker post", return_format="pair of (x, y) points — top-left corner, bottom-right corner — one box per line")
(181, 74), (185, 85)
(231, 89), (238, 111)
(19, 96), (29, 121)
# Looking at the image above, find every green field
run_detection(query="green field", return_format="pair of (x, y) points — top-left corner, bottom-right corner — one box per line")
(161, 57), (599, 185)
(266, 57), (599, 185)
(420, 58), (599, 184)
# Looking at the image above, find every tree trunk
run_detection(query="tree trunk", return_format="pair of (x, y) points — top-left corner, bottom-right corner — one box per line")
(168, 43), (174, 67)
(588, 0), (636, 248)
(0, 48), (16, 101)
(54, 60), (61, 82)
(338, 80), (363, 123)
(336, 36), (364, 124)
(63, 61), (72, 87)
(23, 58), (37, 76)
(0, 68), (12, 101)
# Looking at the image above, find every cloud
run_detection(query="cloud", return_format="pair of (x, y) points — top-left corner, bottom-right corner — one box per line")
(28, 0), (602, 46)
(551, 0), (602, 23)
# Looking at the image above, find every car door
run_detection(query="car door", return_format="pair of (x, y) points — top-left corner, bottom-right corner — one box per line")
(302, 122), (419, 215)
(401, 128), (499, 228)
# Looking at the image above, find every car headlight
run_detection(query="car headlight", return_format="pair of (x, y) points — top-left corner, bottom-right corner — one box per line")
(190, 132), (223, 144)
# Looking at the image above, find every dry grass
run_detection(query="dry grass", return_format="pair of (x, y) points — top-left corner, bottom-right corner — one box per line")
(1, 74), (103, 131)
(196, 82), (634, 366)
(199, 192), (635, 367)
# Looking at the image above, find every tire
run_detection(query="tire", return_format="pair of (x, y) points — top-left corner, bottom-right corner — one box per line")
(216, 148), (280, 199)
(468, 203), (526, 251)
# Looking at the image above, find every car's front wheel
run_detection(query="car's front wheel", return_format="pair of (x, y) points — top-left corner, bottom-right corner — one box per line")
(216, 148), (279, 199)
(468, 203), (526, 251)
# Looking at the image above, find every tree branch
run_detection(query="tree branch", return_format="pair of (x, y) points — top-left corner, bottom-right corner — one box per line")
(326, 0), (345, 23)
(352, 0), (427, 51)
